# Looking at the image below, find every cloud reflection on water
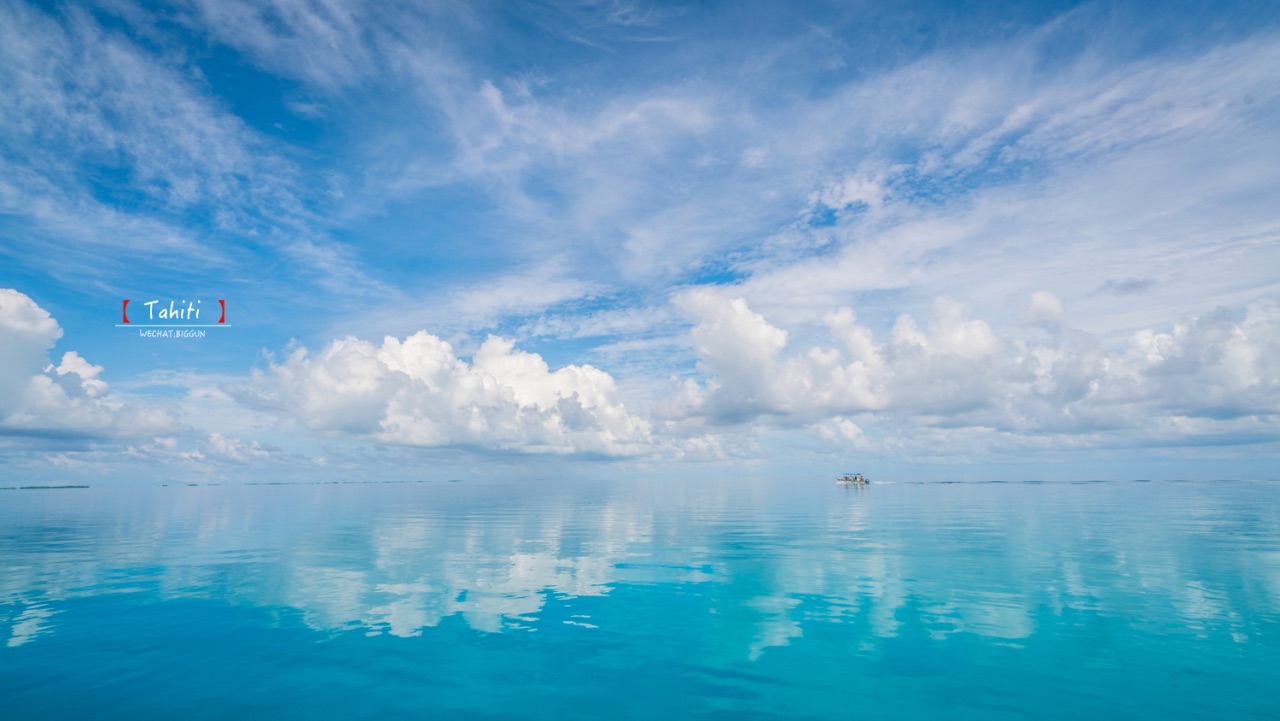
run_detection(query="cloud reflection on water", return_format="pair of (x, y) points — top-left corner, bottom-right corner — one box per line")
(1, 479), (1276, 658)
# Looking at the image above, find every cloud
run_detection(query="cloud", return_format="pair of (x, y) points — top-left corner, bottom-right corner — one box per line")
(341, 259), (604, 342)
(675, 288), (792, 421)
(720, 29), (1280, 336)
(1132, 303), (1280, 419)
(670, 289), (1004, 423)
(197, 432), (277, 463)
(187, 0), (412, 90)
(248, 329), (652, 456)
(670, 290), (1280, 449)
(0, 3), (274, 229)
(0, 288), (63, 412)
(0, 1), (391, 304)
(0, 289), (177, 439)
(1097, 277), (1157, 296)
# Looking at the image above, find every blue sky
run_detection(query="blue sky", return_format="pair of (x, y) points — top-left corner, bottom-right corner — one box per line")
(2, 0), (1279, 482)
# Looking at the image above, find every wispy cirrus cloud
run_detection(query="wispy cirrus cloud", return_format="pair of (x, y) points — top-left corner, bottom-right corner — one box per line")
(0, 1), (388, 303)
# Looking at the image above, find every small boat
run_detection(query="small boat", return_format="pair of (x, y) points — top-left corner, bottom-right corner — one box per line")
(837, 472), (868, 485)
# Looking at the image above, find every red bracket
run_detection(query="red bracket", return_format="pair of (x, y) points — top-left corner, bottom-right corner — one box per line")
(122, 299), (130, 324)
(218, 299), (226, 324)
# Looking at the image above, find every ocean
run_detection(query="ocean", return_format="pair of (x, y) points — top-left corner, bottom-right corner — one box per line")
(2, 477), (1277, 719)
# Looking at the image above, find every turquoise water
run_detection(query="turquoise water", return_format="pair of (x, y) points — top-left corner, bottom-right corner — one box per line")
(2, 478), (1278, 719)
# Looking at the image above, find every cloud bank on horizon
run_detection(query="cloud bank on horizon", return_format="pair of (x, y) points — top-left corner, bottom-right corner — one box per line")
(1, 0), (1278, 480)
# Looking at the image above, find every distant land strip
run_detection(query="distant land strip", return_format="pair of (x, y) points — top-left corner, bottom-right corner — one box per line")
(8, 485), (91, 490)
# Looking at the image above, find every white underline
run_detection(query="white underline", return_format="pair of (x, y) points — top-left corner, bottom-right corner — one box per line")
(116, 324), (232, 327)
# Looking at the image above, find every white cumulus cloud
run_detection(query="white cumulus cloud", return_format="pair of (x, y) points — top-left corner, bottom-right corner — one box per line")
(251, 330), (652, 456)
(669, 290), (1280, 448)
(0, 288), (175, 438)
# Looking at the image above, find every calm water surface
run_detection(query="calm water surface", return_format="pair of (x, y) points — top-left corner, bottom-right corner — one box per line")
(2, 478), (1278, 719)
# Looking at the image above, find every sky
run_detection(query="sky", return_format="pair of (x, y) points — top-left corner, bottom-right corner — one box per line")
(1, 0), (1278, 483)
